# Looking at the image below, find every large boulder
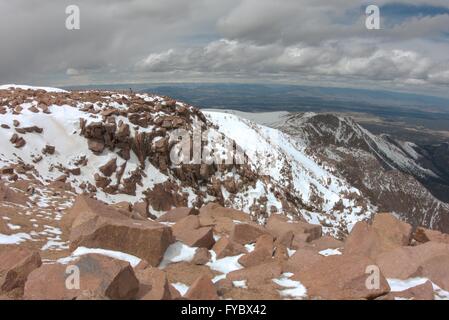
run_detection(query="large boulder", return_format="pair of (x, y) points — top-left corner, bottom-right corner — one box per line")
(378, 281), (434, 300)
(230, 223), (270, 245)
(265, 214), (322, 246)
(199, 203), (250, 235)
(227, 261), (283, 288)
(184, 274), (218, 300)
(371, 213), (412, 246)
(306, 236), (344, 251)
(61, 195), (128, 231)
(171, 215), (215, 249)
(99, 158), (117, 177)
(157, 207), (199, 223)
(420, 255), (449, 291)
(0, 219), (10, 235)
(238, 234), (275, 268)
(192, 248), (211, 265)
(0, 246), (42, 295)
(71, 218), (174, 267)
(212, 236), (247, 259)
(344, 213), (412, 260)
(375, 241), (449, 280)
(414, 227), (449, 245)
(296, 254), (390, 300)
(164, 261), (217, 286)
(0, 183), (29, 206)
(238, 248), (272, 268)
(136, 268), (176, 300)
(23, 254), (139, 300)
(285, 249), (325, 274)
(66, 195), (174, 266)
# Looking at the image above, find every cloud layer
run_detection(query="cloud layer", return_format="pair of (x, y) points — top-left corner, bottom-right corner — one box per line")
(1, 0), (449, 94)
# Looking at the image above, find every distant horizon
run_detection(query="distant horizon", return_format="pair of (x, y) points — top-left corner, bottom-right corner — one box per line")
(57, 81), (449, 101)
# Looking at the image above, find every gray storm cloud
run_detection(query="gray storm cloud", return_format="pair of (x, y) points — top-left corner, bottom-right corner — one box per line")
(1, 0), (449, 93)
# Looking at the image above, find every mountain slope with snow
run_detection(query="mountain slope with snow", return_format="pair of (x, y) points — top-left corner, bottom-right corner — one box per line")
(273, 112), (449, 232)
(0, 85), (378, 237)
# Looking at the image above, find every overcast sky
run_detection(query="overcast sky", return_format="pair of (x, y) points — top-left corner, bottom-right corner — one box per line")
(1, 0), (449, 96)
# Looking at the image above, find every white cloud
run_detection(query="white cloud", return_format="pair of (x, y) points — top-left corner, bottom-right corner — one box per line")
(66, 68), (80, 76)
(137, 39), (449, 87)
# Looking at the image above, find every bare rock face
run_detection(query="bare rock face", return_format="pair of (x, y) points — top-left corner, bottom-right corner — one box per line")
(296, 254), (390, 300)
(372, 213), (413, 246)
(345, 213), (412, 260)
(0, 219), (10, 235)
(238, 247), (273, 268)
(171, 215), (215, 249)
(71, 218), (174, 267)
(199, 203), (250, 235)
(379, 281), (434, 300)
(212, 236), (247, 259)
(0, 246), (42, 296)
(164, 262), (217, 287)
(61, 194), (129, 231)
(420, 255), (449, 291)
(255, 234), (274, 253)
(238, 233), (275, 268)
(200, 203), (250, 221)
(0, 183), (29, 206)
(230, 223), (270, 245)
(99, 158), (117, 177)
(285, 249), (324, 274)
(227, 261), (283, 289)
(23, 254), (139, 300)
(42, 144), (55, 155)
(145, 182), (183, 212)
(192, 248), (211, 265)
(136, 268), (175, 300)
(306, 236), (344, 251)
(65, 195), (174, 266)
(375, 241), (449, 280)
(265, 214), (322, 246)
(184, 274), (218, 300)
(157, 207), (199, 223)
(414, 227), (449, 245)
(87, 139), (105, 154)
(132, 201), (149, 219)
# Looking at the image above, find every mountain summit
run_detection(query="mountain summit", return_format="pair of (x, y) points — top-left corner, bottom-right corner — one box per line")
(1, 85), (449, 300)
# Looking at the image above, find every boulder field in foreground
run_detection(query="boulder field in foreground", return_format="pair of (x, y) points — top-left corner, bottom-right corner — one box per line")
(1, 192), (449, 300)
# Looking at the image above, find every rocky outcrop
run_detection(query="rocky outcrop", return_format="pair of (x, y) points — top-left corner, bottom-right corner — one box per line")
(23, 254), (139, 300)
(172, 216), (215, 249)
(0, 246), (42, 296)
(296, 255), (390, 300)
(65, 195), (174, 266)
(344, 213), (412, 260)
(266, 214), (322, 246)
(0, 183), (29, 206)
(184, 275), (218, 300)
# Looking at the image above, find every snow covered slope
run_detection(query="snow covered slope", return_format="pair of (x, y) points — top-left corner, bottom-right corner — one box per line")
(204, 111), (374, 234)
(273, 112), (449, 233)
(0, 85), (377, 237)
